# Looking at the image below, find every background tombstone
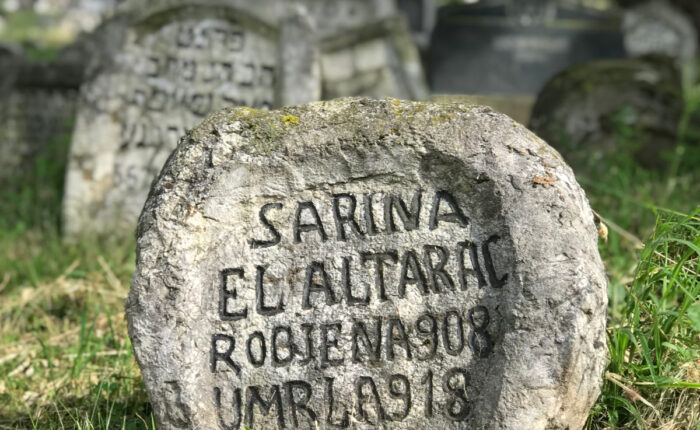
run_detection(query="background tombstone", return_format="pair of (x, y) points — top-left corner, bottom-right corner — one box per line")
(429, 0), (626, 96)
(127, 98), (608, 430)
(319, 17), (428, 100)
(62, 0), (320, 238)
(301, 0), (397, 37)
(529, 55), (683, 171)
(300, 0), (429, 100)
(0, 46), (83, 184)
(622, 1), (697, 63)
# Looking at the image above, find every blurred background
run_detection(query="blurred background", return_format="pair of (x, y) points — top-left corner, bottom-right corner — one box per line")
(0, 0), (698, 429)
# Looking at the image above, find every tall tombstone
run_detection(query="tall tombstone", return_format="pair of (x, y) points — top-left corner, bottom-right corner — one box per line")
(62, 0), (320, 237)
(127, 98), (608, 429)
(0, 47), (83, 184)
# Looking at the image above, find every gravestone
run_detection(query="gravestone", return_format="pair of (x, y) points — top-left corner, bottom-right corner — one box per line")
(127, 98), (608, 429)
(0, 48), (83, 183)
(62, 0), (320, 237)
(622, 1), (697, 62)
(530, 55), (683, 171)
(319, 17), (428, 100)
(429, 1), (626, 95)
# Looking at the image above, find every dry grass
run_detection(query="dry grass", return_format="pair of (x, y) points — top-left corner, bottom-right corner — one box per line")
(0, 235), (151, 429)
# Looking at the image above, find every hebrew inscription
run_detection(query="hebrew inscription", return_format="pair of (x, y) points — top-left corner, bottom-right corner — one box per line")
(63, 4), (317, 237)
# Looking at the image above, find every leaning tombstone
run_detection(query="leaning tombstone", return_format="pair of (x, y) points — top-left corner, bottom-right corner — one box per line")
(127, 98), (608, 429)
(300, 0), (428, 100)
(622, 1), (697, 64)
(62, 0), (320, 238)
(302, 0), (397, 36)
(319, 17), (428, 100)
(530, 55), (683, 171)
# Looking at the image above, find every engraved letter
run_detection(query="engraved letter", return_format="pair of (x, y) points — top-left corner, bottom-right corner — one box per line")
(256, 266), (284, 316)
(245, 385), (284, 428)
(384, 190), (421, 233)
(250, 202), (283, 249)
(332, 193), (364, 241)
(398, 249), (428, 298)
(303, 261), (337, 309)
(211, 334), (240, 374)
(429, 190), (469, 230)
(361, 251), (398, 302)
(285, 381), (316, 427)
(294, 201), (328, 243)
(220, 268), (248, 320)
(351, 318), (382, 363)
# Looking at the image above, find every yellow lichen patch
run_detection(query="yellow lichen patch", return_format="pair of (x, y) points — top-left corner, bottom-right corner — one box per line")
(431, 114), (454, 124)
(281, 115), (300, 126)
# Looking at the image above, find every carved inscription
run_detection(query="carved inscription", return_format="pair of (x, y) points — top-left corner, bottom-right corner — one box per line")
(210, 189), (509, 428)
(110, 19), (276, 193)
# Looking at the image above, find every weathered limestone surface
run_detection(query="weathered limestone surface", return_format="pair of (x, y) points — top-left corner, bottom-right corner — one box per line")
(62, 0), (320, 237)
(127, 98), (608, 429)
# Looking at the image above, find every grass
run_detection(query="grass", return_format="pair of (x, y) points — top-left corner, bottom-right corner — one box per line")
(0, 88), (699, 430)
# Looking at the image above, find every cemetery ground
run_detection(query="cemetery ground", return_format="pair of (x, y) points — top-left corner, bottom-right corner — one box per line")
(0, 105), (697, 429)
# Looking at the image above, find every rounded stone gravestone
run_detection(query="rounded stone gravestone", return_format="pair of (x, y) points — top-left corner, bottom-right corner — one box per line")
(62, 0), (320, 237)
(127, 98), (608, 429)
(530, 55), (683, 171)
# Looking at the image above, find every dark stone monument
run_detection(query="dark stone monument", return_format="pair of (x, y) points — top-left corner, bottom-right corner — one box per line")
(429, 0), (627, 95)
(0, 45), (84, 183)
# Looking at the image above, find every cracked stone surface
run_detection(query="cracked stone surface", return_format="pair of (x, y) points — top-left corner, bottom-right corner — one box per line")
(127, 98), (608, 430)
